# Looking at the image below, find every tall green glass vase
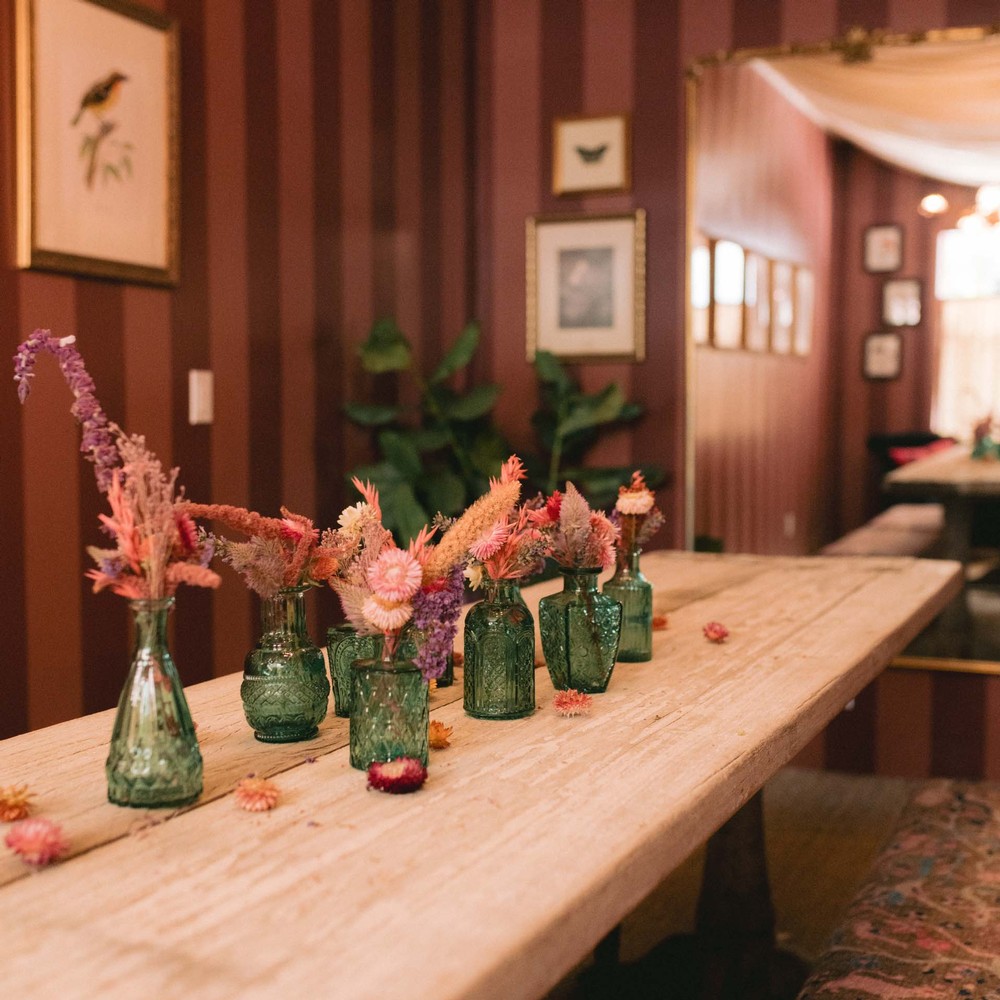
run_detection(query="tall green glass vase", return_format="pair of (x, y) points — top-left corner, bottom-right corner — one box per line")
(349, 656), (429, 770)
(326, 626), (383, 718)
(464, 579), (535, 719)
(602, 544), (653, 661)
(538, 568), (622, 693)
(106, 597), (203, 808)
(241, 586), (330, 743)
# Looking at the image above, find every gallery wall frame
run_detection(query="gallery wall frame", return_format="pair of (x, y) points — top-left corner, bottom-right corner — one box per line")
(863, 331), (903, 380)
(863, 223), (903, 274)
(552, 114), (631, 196)
(16, 0), (180, 285)
(526, 210), (646, 362)
(882, 277), (922, 326)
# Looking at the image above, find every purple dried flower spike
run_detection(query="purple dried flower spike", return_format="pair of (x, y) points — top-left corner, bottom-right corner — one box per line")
(13, 329), (118, 491)
(410, 565), (464, 681)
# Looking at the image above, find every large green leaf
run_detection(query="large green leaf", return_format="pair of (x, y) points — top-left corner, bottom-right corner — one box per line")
(360, 319), (412, 374)
(420, 468), (467, 516)
(534, 350), (573, 395)
(439, 383), (502, 421)
(345, 463), (428, 544)
(343, 402), (404, 426)
(377, 430), (423, 480)
(429, 322), (480, 384)
(558, 383), (626, 437)
(408, 426), (452, 452)
(467, 427), (513, 480)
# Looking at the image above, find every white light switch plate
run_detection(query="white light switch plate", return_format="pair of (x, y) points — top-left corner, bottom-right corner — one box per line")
(188, 369), (214, 425)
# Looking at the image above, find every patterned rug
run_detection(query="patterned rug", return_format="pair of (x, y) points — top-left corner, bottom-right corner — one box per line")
(797, 780), (1000, 999)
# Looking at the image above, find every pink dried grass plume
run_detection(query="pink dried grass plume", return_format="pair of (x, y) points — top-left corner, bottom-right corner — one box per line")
(703, 621), (729, 643)
(553, 689), (593, 717)
(367, 757), (427, 793)
(5, 817), (68, 867)
(428, 720), (454, 749)
(234, 776), (280, 812)
(0, 784), (35, 823)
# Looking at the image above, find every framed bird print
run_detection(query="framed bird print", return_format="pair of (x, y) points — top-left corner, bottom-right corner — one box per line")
(552, 114), (631, 196)
(15, 0), (179, 285)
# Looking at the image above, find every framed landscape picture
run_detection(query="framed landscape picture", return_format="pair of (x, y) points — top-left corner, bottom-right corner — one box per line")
(552, 114), (631, 196)
(16, 0), (179, 285)
(526, 211), (646, 362)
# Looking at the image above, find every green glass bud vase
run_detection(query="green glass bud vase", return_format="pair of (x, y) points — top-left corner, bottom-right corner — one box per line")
(326, 625), (383, 718)
(464, 579), (535, 719)
(538, 567), (622, 693)
(602, 544), (653, 661)
(241, 586), (330, 743)
(349, 654), (429, 770)
(106, 597), (203, 808)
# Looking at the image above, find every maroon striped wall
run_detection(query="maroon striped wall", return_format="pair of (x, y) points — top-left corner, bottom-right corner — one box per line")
(2, 0), (998, 779)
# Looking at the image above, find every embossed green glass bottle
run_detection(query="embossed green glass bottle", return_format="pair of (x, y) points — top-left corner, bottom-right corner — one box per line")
(602, 544), (653, 661)
(464, 579), (535, 719)
(538, 568), (622, 693)
(349, 655), (429, 769)
(106, 597), (203, 808)
(241, 586), (330, 742)
(326, 625), (383, 717)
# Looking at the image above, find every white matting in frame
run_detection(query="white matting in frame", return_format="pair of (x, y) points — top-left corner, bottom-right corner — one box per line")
(553, 114), (631, 196)
(526, 211), (646, 362)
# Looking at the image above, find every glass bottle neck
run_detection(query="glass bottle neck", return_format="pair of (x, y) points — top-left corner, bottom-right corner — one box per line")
(260, 587), (310, 640)
(130, 597), (174, 652)
(486, 579), (523, 603)
(617, 546), (642, 574)
(561, 568), (600, 593)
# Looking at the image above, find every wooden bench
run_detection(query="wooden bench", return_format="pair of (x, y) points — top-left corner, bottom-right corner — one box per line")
(796, 779), (1000, 998)
(821, 503), (944, 558)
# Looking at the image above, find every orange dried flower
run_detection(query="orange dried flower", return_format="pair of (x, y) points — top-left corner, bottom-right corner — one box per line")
(553, 689), (593, 717)
(652, 615), (669, 631)
(367, 757), (427, 793)
(429, 720), (453, 749)
(5, 817), (68, 867)
(452, 651), (464, 668)
(0, 784), (35, 822)
(234, 776), (280, 812)
(703, 621), (729, 643)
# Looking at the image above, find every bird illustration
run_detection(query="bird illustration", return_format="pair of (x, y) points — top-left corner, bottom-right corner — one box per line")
(575, 143), (608, 164)
(70, 71), (128, 127)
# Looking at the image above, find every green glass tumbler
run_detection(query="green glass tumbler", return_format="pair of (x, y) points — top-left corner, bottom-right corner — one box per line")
(106, 597), (203, 808)
(464, 580), (535, 719)
(349, 657), (429, 770)
(326, 626), (383, 717)
(602, 545), (653, 661)
(538, 568), (622, 693)
(241, 586), (330, 743)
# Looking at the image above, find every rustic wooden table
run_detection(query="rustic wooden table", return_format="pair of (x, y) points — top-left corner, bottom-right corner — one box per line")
(0, 551), (961, 1000)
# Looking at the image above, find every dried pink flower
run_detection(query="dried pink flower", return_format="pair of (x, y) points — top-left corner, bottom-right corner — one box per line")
(362, 594), (412, 632)
(616, 471), (656, 515)
(703, 621), (729, 643)
(368, 547), (423, 602)
(5, 817), (68, 867)
(553, 689), (593, 717)
(652, 614), (669, 631)
(234, 776), (280, 812)
(469, 518), (513, 561)
(367, 757), (428, 793)
(0, 784), (35, 823)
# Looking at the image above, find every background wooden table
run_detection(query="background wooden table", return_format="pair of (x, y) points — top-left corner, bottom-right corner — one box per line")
(0, 551), (961, 999)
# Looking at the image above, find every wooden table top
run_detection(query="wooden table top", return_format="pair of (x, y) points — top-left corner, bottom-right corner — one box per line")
(0, 551), (961, 1000)
(885, 444), (1000, 498)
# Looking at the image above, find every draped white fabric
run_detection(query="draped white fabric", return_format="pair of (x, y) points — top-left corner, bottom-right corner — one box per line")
(752, 35), (1000, 187)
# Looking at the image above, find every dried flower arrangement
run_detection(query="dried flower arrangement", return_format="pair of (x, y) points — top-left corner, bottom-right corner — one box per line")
(530, 482), (619, 570)
(611, 470), (665, 562)
(14, 331), (220, 599)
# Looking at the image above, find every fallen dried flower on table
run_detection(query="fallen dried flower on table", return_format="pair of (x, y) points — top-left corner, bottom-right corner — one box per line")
(5, 817), (68, 867)
(652, 615), (669, 631)
(0, 784), (35, 822)
(703, 621), (729, 643)
(234, 776), (280, 812)
(367, 758), (427, 794)
(429, 721), (454, 749)
(553, 689), (593, 717)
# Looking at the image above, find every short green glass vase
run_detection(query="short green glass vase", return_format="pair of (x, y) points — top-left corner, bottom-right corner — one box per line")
(241, 586), (330, 743)
(464, 579), (535, 719)
(326, 625), (383, 718)
(602, 545), (653, 661)
(106, 597), (203, 808)
(349, 656), (429, 770)
(538, 567), (622, 693)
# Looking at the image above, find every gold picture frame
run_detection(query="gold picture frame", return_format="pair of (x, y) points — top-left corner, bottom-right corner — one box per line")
(526, 211), (646, 362)
(552, 114), (631, 196)
(16, 0), (180, 285)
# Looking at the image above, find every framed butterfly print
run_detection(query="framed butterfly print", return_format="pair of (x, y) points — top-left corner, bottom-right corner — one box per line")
(552, 114), (631, 196)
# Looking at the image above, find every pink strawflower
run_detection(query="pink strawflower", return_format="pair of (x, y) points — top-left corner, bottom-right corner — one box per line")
(362, 594), (412, 632)
(703, 621), (729, 643)
(615, 471), (656, 515)
(553, 689), (593, 717)
(368, 547), (423, 602)
(234, 776), (280, 812)
(5, 817), (68, 867)
(367, 757), (427, 793)
(469, 518), (513, 561)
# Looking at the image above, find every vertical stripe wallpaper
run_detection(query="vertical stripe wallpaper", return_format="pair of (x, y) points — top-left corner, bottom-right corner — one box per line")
(1, 0), (997, 779)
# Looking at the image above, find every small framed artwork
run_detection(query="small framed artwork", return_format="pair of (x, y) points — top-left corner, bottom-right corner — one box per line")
(690, 233), (711, 346)
(863, 331), (903, 380)
(863, 224), (902, 273)
(793, 267), (814, 357)
(552, 114), (631, 196)
(526, 211), (646, 362)
(770, 261), (794, 354)
(15, 0), (179, 285)
(882, 278), (922, 326)
(710, 240), (745, 350)
(743, 251), (770, 352)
